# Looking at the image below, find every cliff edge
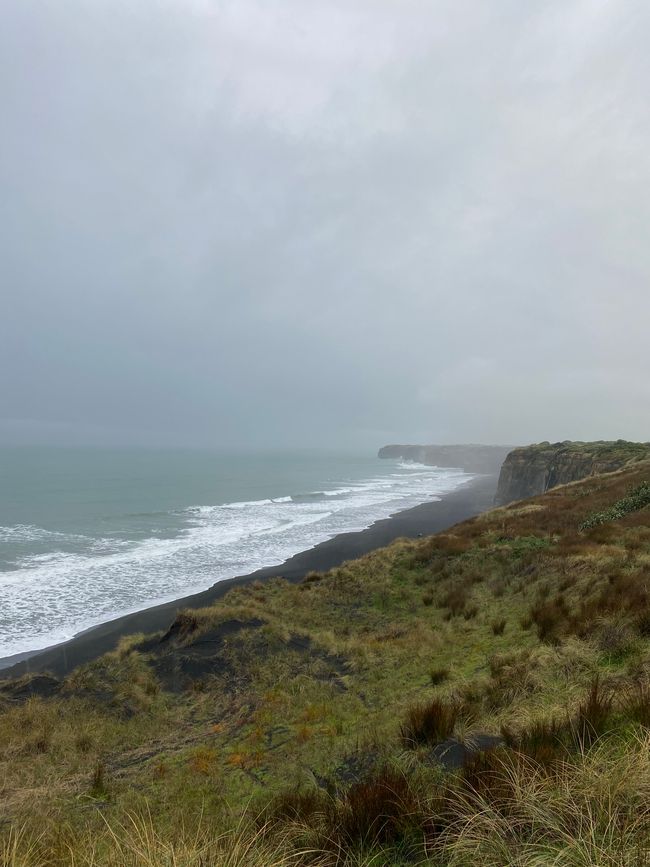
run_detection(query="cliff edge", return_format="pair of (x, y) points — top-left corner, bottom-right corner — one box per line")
(495, 439), (650, 505)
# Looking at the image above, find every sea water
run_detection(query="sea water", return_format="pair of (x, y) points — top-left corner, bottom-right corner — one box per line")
(0, 447), (472, 660)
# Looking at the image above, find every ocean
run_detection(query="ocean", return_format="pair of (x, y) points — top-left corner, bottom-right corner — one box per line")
(0, 447), (472, 660)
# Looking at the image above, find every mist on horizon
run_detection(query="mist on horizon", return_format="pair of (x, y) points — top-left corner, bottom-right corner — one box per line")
(2, 1), (650, 451)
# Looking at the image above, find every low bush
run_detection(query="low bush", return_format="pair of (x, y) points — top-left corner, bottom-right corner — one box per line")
(580, 481), (650, 531)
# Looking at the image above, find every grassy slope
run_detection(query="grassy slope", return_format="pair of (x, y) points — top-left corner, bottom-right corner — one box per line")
(3, 461), (650, 864)
(518, 438), (650, 458)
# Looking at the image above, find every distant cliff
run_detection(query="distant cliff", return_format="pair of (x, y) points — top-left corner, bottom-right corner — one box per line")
(378, 444), (512, 475)
(494, 440), (650, 505)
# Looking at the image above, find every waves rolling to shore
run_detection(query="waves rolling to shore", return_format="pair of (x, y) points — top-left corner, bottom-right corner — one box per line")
(0, 452), (472, 659)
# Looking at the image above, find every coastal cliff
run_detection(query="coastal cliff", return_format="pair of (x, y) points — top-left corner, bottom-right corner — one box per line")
(495, 439), (650, 505)
(378, 443), (511, 475)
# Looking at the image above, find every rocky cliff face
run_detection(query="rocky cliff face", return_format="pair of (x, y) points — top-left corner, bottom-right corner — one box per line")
(494, 440), (650, 505)
(378, 444), (512, 475)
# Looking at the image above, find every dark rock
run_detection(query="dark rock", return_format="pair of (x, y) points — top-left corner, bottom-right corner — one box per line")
(429, 734), (503, 770)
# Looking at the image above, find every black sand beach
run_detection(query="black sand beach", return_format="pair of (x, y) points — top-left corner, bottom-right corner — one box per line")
(0, 474), (497, 681)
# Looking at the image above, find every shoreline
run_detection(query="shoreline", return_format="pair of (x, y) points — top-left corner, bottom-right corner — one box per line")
(0, 473), (498, 680)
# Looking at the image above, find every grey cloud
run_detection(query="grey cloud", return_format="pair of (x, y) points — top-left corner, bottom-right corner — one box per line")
(2, 0), (650, 448)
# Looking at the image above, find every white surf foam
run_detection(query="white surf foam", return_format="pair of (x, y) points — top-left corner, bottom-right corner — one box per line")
(0, 464), (473, 659)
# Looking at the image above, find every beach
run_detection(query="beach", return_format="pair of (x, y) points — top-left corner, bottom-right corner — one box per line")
(0, 473), (497, 680)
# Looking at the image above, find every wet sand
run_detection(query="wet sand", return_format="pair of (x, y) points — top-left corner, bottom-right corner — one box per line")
(0, 474), (497, 680)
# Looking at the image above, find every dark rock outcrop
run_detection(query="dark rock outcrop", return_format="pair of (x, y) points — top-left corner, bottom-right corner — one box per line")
(494, 440), (650, 506)
(378, 444), (512, 475)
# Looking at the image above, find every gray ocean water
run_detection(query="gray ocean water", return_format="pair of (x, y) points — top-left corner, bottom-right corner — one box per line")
(0, 447), (471, 659)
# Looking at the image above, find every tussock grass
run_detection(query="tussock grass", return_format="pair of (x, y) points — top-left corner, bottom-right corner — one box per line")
(401, 699), (459, 747)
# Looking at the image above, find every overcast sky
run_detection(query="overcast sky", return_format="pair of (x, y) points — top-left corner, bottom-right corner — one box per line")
(2, 0), (649, 450)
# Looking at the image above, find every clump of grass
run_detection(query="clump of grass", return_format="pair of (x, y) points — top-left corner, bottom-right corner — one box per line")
(501, 718), (568, 769)
(635, 609), (650, 637)
(458, 748), (516, 809)
(264, 788), (327, 825)
(429, 667), (450, 687)
(401, 698), (458, 747)
(624, 684), (650, 728)
(329, 767), (421, 847)
(491, 618), (506, 636)
(531, 595), (569, 643)
(161, 609), (200, 642)
(22, 732), (50, 755)
(303, 570), (323, 584)
(440, 585), (468, 617)
(421, 591), (434, 606)
(90, 761), (108, 799)
(574, 676), (614, 749)
(596, 618), (635, 659)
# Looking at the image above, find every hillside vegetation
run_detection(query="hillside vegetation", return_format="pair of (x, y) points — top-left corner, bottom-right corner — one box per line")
(3, 461), (650, 865)
(495, 439), (650, 505)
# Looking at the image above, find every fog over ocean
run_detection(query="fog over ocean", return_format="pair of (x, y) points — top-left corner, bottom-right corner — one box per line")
(0, 448), (472, 659)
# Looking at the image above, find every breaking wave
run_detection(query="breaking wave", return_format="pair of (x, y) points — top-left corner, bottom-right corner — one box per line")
(0, 462), (472, 660)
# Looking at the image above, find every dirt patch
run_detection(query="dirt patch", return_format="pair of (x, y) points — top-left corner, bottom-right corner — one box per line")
(429, 734), (503, 770)
(0, 673), (61, 702)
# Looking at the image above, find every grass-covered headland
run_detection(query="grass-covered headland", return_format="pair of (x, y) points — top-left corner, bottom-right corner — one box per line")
(3, 461), (650, 865)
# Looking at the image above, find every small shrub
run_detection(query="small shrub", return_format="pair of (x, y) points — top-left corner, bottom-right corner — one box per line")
(491, 618), (506, 636)
(422, 591), (435, 606)
(401, 698), (458, 747)
(579, 481), (650, 531)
